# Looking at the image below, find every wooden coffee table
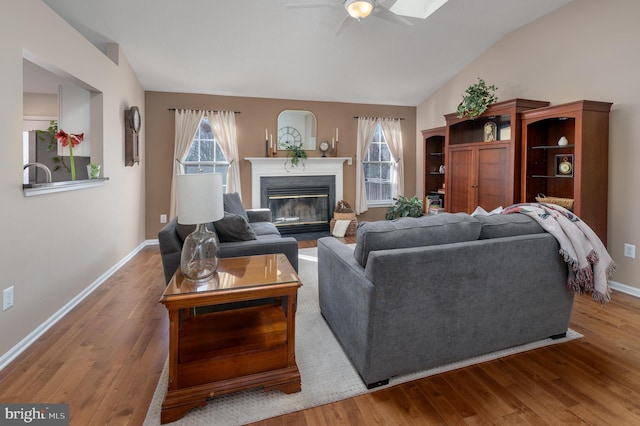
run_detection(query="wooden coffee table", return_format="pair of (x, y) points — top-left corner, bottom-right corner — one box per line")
(159, 253), (302, 424)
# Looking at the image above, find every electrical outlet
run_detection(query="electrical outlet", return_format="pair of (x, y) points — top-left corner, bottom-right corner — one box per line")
(624, 243), (636, 259)
(3, 286), (14, 311)
(160, 214), (167, 224)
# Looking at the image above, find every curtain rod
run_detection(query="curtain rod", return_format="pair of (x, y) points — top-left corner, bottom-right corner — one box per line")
(168, 108), (241, 114)
(353, 115), (404, 120)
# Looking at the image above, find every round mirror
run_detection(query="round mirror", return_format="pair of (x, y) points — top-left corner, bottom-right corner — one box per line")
(277, 110), (317, 151)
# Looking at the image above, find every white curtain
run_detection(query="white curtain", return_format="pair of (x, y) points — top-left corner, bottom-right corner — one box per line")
(169, 109), (204, 219)
(355, 117), (380, 215)
(378, 117), (404, 198)
(205, 110), (242, 197)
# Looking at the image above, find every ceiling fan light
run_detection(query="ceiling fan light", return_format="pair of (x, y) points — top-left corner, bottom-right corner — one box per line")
(346, 0), (374, 20)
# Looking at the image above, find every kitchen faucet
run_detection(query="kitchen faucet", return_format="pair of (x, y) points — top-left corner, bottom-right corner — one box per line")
(23, 162), (52, 183)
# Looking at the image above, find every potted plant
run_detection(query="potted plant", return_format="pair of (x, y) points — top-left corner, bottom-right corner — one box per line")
(456, 78), (498, 120)
(38, 120), (70, 173)
(87, 163), (101, 179)
(54, 129), (84, 181)
(385, 195), (423, 220)
(284, 143), (308, 169)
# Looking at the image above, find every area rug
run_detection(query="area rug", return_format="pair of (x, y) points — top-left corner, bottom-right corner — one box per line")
(144, 246), (582, 425)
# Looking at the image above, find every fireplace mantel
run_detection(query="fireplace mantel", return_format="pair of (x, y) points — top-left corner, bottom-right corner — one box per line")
(245, 157), (352, 209)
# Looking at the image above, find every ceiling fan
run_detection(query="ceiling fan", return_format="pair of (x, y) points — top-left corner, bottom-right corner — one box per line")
(286, 0), (413, 35)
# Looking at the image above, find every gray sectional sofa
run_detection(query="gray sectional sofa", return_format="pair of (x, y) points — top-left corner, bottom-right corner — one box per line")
(158, 192), (298, 284)
(318, 212), (574, 388)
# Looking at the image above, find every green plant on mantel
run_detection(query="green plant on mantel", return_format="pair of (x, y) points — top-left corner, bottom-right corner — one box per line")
(385, 195), (423, 220)
(284, 143), (308, 169)
(456, 78), (498, 120)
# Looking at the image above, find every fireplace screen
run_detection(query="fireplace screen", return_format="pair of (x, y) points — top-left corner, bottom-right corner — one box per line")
(269, 194), (329, 227)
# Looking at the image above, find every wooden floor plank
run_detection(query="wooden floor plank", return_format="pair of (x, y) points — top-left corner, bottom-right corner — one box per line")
(485, 358), (581, 424)
(1, 239), (639, 426)
(411, 379), (469, 425)
(443, 368), (518, 422)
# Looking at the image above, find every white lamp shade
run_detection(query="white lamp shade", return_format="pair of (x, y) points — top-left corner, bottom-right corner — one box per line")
(176, 173), (224, 225)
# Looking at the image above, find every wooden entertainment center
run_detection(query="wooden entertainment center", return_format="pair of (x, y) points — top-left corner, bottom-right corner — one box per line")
(443, 99), (550, 213)
(521, 100), (612, 242)
(423, 98), (611, 241)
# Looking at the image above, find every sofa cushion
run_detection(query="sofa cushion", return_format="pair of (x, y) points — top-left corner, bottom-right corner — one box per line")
(246, 208), (272, 223)
(223, 192), (249, 220)
(249, 221), (281, 237)
(213, 212), (257, 242)
(354, 213), (482, 267)
(475, 213), (544, 239)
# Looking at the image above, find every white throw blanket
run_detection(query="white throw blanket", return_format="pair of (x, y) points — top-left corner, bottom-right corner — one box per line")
(502, 203), (614, 304)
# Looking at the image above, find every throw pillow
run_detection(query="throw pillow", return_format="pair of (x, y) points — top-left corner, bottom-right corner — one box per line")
(475, 213), (544, 239)
(223, 192), (249, 221)
(332, 219), (351, 238)
(213, 212), (258, 242)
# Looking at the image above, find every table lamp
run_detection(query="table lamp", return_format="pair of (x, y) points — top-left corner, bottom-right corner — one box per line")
(176, 173), (224, 282)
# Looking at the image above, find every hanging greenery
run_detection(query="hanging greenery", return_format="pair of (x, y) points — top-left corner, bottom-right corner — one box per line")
(284, 143), (308, 169)
(456, 78), (498, 120)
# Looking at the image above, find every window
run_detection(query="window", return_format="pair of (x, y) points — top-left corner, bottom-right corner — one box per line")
(363, 124), (394, 204)
(184, 117), (229, 191)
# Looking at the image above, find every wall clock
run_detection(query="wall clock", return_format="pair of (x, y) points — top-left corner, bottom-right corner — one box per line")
(128, 106), (141, 133)
(124, 106), (140, 166)
(278, 126), (302, 148)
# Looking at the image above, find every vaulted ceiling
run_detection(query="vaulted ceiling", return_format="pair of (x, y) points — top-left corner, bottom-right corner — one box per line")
(41, 0), (571, 106)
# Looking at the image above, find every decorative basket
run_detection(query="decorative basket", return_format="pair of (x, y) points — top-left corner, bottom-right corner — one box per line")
(535, 194), (574, 211)
(333, 212), (355, 221)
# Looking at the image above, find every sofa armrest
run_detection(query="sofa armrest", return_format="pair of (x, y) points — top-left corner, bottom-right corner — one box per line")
(246, 208), (272, 223)
(158, 219), (182, 284)
(317, 237), (375, 374)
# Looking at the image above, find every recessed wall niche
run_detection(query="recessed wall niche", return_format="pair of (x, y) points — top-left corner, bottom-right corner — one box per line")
(22, 55), (103, 184)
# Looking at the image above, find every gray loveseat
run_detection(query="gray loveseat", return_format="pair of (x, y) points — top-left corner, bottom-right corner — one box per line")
(158, 192), (298, 284)
(318, 212), (574, 388)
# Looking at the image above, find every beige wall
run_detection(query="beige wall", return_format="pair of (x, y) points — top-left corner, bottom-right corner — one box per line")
(416, 0), (640, 291)
(0, 1), (145, 360)
(145, 92), (416, 238)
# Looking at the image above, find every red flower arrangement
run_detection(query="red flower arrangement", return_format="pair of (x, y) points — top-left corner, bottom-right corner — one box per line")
(55, 130), (84, 180)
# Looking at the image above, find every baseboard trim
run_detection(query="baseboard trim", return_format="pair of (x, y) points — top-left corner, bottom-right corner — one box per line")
(609, 280), (640, 298)
(0, 241), (150, 372)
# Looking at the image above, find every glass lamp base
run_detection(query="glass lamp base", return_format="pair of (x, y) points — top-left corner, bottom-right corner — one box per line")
(180, 223), (220, 282)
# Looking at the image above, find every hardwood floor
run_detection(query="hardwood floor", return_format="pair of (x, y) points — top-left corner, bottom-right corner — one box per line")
(1, 239), (639, 425)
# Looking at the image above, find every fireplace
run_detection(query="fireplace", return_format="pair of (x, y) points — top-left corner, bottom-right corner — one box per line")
(261, 176), (334, 234)
(245, 157), (351, 234)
